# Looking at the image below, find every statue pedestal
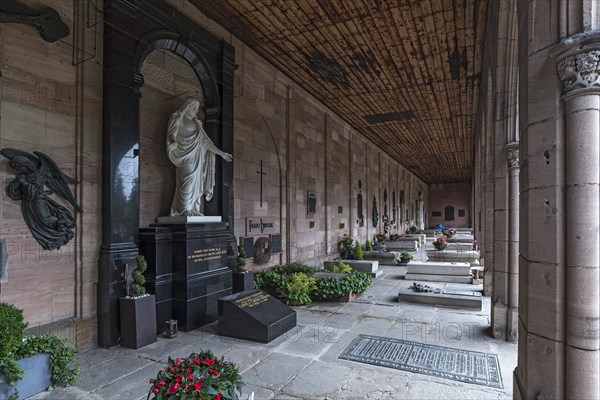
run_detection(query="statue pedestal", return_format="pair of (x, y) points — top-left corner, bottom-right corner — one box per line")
(140, 221), (233, 333)
(157, 216), (222, 224)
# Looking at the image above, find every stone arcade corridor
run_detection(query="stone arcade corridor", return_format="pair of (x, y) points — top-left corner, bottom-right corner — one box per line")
(0, 0), (599, 399)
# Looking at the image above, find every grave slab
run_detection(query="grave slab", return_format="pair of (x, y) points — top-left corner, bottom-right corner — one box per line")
(397, 284), (482, 309)
(426, 250), (480, 267)
(404, 273), (473, 284)
(446, 242), (475, 251)
(218, 289), (296, 343)
(362, 251), (401, 266)
(336, 260), (382, 277)
(385, 240), (419, 251)
(406, 261), (471, 276)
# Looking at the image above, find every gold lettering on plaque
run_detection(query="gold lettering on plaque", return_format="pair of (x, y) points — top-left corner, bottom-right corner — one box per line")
(235, 292), (269, 308)
(186, 247), (227, 263)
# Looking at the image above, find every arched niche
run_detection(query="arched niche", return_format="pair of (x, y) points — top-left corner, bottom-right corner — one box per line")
(138, 49), (205, 227)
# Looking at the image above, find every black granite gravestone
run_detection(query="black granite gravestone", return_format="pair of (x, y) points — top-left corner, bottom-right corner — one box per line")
(218, 289), (296, 343)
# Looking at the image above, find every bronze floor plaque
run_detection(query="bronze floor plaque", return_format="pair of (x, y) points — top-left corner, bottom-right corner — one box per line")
(339, 334), (503, 389)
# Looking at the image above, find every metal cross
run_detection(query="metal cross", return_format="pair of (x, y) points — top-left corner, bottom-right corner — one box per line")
(256, 160), (267, 207)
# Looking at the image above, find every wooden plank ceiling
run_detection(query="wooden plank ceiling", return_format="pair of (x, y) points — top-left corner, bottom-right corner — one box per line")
(193, 0), (487, 183)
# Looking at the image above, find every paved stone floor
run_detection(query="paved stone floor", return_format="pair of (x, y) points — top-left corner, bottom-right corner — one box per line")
(33, 247), (516, 400)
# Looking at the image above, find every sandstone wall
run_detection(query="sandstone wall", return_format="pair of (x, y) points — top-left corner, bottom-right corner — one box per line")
(0, 0), (102, 347)
(427, 182), (471, 228)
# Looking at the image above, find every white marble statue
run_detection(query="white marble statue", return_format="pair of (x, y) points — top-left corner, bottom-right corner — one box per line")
(167, 97), (233, 216)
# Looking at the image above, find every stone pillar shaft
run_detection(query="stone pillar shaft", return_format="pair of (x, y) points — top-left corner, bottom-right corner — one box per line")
(492, 142), (519, 342)
(564, 92), (600, 399)
(506, 143), (519, 336)
(550, 32), (600, 400)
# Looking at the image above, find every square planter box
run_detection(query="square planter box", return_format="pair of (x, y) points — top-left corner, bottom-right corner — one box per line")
(0, 353), (51, 399)
(119, 294), (157, 349)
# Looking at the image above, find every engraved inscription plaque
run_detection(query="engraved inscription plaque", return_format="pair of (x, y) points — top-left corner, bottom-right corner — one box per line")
(339, 334), (503, 389)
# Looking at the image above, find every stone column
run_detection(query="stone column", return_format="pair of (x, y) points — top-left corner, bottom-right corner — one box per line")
(417, 198), (424, 230)
(551, 33), (600, 400)
(507, 142), (519, 341)
(491, 141), (519, 342)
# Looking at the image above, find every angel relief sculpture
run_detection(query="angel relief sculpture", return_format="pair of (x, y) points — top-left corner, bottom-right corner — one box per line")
(1, 148), (82, 250)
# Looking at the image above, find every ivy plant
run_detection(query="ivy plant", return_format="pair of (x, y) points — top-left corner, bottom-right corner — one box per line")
(0, 302), (79, 399)
(313, 272), (373, 300)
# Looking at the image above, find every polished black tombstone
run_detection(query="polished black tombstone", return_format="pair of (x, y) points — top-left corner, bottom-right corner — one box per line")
(166, 222), (232, 332)
(138, 227), (173, 335)
(218, 289), (296, 343)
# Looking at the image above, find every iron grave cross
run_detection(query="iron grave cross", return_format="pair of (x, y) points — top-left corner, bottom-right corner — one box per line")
(256, 160), (267, 207)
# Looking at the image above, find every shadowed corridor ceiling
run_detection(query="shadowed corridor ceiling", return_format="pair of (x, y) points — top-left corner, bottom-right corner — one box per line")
(193, 0), (487, 183)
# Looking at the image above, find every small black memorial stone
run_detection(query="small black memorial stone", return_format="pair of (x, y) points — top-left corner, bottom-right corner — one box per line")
(218, 289), (296, 343)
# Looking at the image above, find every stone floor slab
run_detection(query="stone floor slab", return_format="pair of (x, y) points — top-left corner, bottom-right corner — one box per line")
(242, 352), (312, 391)
(281, 360), (353, 398)
(29, 264), (516, 400)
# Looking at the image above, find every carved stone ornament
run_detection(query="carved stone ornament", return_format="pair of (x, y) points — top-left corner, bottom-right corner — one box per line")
(557, 50), (600, 92)
(0, 2), (70, 43)
(1, 148), (82, 250)
(550, 31), (600, 96)
(505, 142), (520, 169)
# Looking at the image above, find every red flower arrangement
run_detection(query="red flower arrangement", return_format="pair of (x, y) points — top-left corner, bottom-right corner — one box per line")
(432, 237), (448, 250)
(148, 350), (243, 400)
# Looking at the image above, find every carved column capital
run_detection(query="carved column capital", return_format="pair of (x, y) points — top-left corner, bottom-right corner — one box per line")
(550, 31), (600, 98)
(505, 142), (519, 169)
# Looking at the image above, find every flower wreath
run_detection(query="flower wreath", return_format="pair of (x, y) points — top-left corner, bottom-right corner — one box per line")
(253, 237), (272, 264)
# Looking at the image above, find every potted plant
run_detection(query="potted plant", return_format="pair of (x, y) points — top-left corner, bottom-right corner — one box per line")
(389, 234), (401, 241)
(365, 240), (373, 251)
(442, 228), (457, 238)
(232, 243), (254, 293)
(148, 350), (244, 399)
(0, 302), (79, 399)
(399, 251), (414, 263)
(432, 237), (448, 250)
(338, 234), (355, 259)
(353, 240), (364, 260)
(119, 255), (157, 349)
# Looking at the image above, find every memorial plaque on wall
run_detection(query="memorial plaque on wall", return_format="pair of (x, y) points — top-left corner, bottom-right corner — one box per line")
(218, 289), (296, 343)
(246, 217), (278, 236)
(242, 236), (255, 258)
(271, 234), (282, 253)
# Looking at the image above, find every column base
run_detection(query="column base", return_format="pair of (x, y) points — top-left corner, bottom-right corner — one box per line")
(484, 270), (493, 296)
(513, 367), (524, 400)
(492, 303), (518, 343)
